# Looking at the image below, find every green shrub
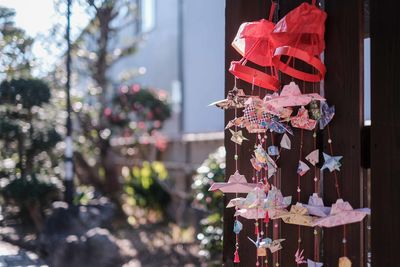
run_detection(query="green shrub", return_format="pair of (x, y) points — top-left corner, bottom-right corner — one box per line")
(191, 147), (225, 261)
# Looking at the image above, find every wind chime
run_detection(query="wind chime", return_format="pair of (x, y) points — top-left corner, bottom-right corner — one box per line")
(209, 1), (370, 266)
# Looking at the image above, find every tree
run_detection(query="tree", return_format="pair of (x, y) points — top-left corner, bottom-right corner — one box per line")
(0, 78), (63, 230)
(0, 6), (35, 79)
(49, 0), (168, 199)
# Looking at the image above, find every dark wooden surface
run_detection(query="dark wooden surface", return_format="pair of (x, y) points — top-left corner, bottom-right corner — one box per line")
(323, 0), (365, 266)
(224, 1), (366, 266)
(370, 0), (400, 266)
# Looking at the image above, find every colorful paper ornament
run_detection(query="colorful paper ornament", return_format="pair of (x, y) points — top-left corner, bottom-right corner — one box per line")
(338, 256), (352, 267)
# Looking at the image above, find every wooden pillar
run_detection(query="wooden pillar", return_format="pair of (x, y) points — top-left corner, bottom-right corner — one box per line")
(323, 1), (365, 266)
(370, 0), (400, 265)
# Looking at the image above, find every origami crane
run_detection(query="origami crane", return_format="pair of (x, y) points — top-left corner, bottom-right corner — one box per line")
(209, 87), (248, 109)
(319, 101), (335, 129)
(297, 160), (310, 176)
(208, 170), (258, 193)
(306, 149), (319, 166)
(232, 186), (291, 220)
(226, 187), (266, 209)
(291, 106), (317, 130)
(263, 186), (292, 210)
(338, 256), (352, 267)
(251, 145), (278, 177)
(307, 259), (324, 267)
(280, 133), (291, 150)
(312, 199), (370, 228)
(270, 202), (317, 226)
(248, 236), (285, 254)
(229, 129), (248, 145)
(303, 193), (331, 217)
(262, 116), (294, 135)
(295, 248), (307, 264)
(321, 153), (342, 172)
(265, 82), (325, 109)
(225, 116), (246, 129)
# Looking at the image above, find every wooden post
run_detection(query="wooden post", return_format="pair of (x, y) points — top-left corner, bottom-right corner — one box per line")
(370, 0), (400, 265)
(323, 0), (365, 266)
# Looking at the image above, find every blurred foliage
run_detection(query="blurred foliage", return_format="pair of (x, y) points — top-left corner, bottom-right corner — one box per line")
(0, 78), (63, 229)
(0, 79), (51, 108)
(123, 161), (170, 213)
(0, 6), (34, 79)
(0, 174), (59, 207)
(191, 147), (225, 261)
(107, 85), (171, 129)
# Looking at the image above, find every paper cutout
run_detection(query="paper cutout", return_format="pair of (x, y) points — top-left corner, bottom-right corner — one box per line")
(304, 193), (331, 217)
(306, 149), (319, 166)
(307, 259), (324, 267)
(280, 133), (291, 149)
(268, 145), (279, 156)
(210, 87), (248, 109)
(319, 101), (335, 129)
(297, 160), (310, 176)
(313, 199), (370, 228)
(233, 220), (243, 234)
(266, 82), (325, 109)
(295, 248), (307, 264)
(270, 202), (317, 226)
(229, 129), (248, 145)
(291, 106), (317, 130)
(339, 256), (352, 267)
(321, 153), (342, 172)
(209, 170), (258, 193)
(248, 236), (285, 253)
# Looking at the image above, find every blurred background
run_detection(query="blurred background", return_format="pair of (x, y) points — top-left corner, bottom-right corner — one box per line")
(0, 0), (226, 266)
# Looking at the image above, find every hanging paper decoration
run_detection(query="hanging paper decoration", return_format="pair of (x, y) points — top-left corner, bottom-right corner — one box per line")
(207, 1), (370, 265)
(321, 153), (343, 172)
(208, 170), (258, 193)
(306, 149), (319, 166)
(307, 259), (324, 267)
(210, 87), (249, 109)
(272, 2), (327, 82)
(304, 193), (331, 217)
(338, 256), (352, 267)
(312, 199), (370, 228)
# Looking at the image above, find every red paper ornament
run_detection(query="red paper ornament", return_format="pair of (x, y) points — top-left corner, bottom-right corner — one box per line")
(272, 2), (327, 82)
(234, 249), (240, 263)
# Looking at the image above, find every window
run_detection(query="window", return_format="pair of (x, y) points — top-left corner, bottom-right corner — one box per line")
(140, 0), (156, 32)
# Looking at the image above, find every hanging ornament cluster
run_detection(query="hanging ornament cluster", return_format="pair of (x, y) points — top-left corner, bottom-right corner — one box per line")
(208, 1), (370, 266)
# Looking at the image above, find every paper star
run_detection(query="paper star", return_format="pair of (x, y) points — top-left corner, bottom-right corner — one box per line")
(229, 129), (248, 145)
(321, 152), (342, 172)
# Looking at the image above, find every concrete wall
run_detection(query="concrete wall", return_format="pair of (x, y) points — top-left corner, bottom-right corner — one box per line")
(182, 0), (225, 133)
